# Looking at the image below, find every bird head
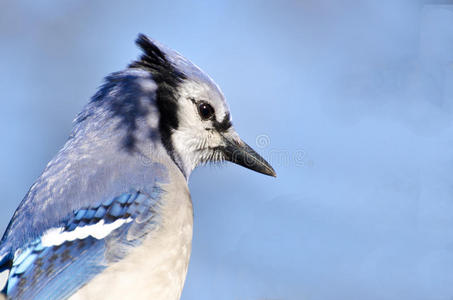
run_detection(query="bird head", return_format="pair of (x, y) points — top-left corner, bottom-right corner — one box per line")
(128, 34), (276, 178)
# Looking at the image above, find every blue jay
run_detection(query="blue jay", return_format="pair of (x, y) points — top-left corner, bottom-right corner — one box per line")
(0, 34), (275, 300)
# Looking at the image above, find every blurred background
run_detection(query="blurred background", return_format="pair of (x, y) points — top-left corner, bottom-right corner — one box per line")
(1, 0), (453, 299)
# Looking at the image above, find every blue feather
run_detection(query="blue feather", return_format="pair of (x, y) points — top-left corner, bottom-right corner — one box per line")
(4, 189), (163, 300)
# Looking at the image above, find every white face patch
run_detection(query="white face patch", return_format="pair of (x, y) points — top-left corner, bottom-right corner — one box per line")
(177, 80), (228, 121)
(169, 79), (234, 175)
(41, 218), (133, 247)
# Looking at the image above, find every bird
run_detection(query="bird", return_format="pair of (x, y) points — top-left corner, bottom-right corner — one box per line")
(0, 34), (276, 300)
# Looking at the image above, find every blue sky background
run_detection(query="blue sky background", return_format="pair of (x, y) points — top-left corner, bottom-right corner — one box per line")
(1, 1), (453, 299)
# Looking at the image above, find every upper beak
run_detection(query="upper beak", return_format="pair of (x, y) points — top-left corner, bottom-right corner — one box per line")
(221, 134), (276, 177)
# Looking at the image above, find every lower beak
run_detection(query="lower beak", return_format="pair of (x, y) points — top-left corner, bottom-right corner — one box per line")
(221, 134), (276, 177)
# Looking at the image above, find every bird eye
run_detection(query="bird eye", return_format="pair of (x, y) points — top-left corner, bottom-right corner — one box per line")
(198, 102), (215, 120)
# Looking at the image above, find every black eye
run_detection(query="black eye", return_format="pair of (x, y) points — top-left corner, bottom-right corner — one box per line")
(198, 102), (215, 120)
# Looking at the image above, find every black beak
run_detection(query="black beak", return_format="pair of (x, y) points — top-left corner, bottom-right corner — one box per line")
(221, 135), (276, 177)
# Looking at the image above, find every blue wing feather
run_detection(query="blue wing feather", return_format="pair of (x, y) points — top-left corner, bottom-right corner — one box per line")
(0, 70), (170, 299)
(5, 189), (162, 300)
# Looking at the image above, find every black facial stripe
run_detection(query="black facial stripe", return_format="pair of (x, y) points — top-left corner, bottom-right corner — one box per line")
(212, 113), (232, 132)
(129, 34), (186, 163)
(189, 98), (231, 131)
